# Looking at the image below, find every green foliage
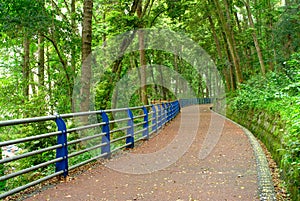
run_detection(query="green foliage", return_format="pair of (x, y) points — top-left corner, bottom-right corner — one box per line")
(0, 0), (51, 37)
(274, 2), (300, 61)
(1, 0), (299, 198)
(0, 120), (58, 192)
(229, 71), (292, 111)
(228, 52), (300, 198)
(0, 148), (5, 192)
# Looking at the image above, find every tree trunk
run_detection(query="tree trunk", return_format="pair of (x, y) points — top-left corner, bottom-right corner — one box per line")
(136, 0), (148, 105)
(267, 0), (275, 71)
(23, 37), (30, 101)
(70, 0), (76, 112)
(138, 29), (148, 105)
(70, 0), (76, 69)
(130, 53), (142, 101)
(80, 0), (93, 123)
(245, 0), (266, 76)
(207, 14), (232, 91)
(46, 43), (54, 113)
(224, 0), (243, 83)
(208, 16), (222, 60)
(222, 31), (236, 90)
(150, 51), (159, 98)
(197, 74), (205, 98)
(134, 0), (154, 104)
(38, 35), (45, 92)
(174, 53), (179, 97)
(212, 0), (243, 84)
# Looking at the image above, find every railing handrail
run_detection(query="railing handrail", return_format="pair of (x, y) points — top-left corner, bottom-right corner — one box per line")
(0, 105), (154, 127)
(0, 100), (183, 199)
(0, 98), (212, 199)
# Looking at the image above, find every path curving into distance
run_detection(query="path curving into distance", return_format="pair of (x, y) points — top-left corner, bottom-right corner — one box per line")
(25, 105), (275, 201)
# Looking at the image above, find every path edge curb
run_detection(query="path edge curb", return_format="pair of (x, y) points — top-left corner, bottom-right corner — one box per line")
(211, 109), (277, 201)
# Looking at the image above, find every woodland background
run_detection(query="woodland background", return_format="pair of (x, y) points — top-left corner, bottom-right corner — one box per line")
(0, 0), (299, 199)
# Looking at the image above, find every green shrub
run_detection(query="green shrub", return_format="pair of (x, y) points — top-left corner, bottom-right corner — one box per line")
(227, 52), (300, 199)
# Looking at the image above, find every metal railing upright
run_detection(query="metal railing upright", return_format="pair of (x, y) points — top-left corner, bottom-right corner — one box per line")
(0, 98), (212, 199)
(0, 100), (181, 199)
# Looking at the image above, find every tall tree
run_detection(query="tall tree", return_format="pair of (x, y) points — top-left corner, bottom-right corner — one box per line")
(38, 35), (45, 92)
(137, 0), (151, 105)
(80, 0), (93, 120)
(23, 36), (30, 102)
(244, 0), (266, 76)
(212, 0), (243, 84)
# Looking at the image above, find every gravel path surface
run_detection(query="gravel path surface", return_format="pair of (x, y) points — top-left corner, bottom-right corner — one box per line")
(24, 105), (260, 201)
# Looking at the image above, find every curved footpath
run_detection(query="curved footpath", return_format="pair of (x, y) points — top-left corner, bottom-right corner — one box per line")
(24, 105), (275, 201)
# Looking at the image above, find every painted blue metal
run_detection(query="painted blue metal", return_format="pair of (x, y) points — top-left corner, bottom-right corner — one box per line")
(142, 107), (149, 139)
(161, 103), (166, 125)
(55, 116), (68, 177)
(151, 105), (157, 132)
(171, 102), (174, 119)
(101, 111), (111, 157)
(165, 103), (169, 121)
(167, 103), (172, 121)
(165, 103), (168, 119)
(0, 99), (212, 199)
(126, 109), (134, 148)
(157, 104), (162, 129)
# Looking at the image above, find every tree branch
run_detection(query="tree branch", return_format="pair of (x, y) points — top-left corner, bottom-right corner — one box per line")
(130, 0), (140, 15)
(63, 0), (71, 14)
(150, 8), (167, 27)
(141, 0), (151, 18)
(147, 0), (155, 16)
(42, 34), (70, 84)
(50, 0), (69, 21)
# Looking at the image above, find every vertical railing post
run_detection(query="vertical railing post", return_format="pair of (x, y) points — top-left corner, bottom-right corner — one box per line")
(173, 102), (175, 115)
(170, 103), (173, 120)
(126, 109), (134, 148)
(172, 101), (176, 118)
(55, 116), (68, 177)
(101, 111), (111, 157)
(170, 102), (174, 120)
(157, 104), (162, 129)
(168, 103), (171, 121)
(151, 105), (157, 133)
(166, 103), (169, 122)
(162, 103), (166, 125)
(174, 101), (177, 116)
(142, 106), (149, 140)
(173, 101), (176, 116)
(164, 103), (168, 124)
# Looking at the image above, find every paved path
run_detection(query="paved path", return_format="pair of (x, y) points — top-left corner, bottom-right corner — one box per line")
(26, 105), (259, 201)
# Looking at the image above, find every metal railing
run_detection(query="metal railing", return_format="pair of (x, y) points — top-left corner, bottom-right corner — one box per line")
(0, 100), (180, 199)
(179, 98), (213, 107)
(0, 98), (213, 199)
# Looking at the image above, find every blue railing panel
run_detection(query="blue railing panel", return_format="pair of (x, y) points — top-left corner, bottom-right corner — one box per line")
(151, 105), (157, 132)
(0, 98), (210, 199)
(101, 111), (111, 157)
(157, 104), (162, 129)
(55, 116), (68, 177)
(126, 109), (134, 148)
(142, 107), (149, 140)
